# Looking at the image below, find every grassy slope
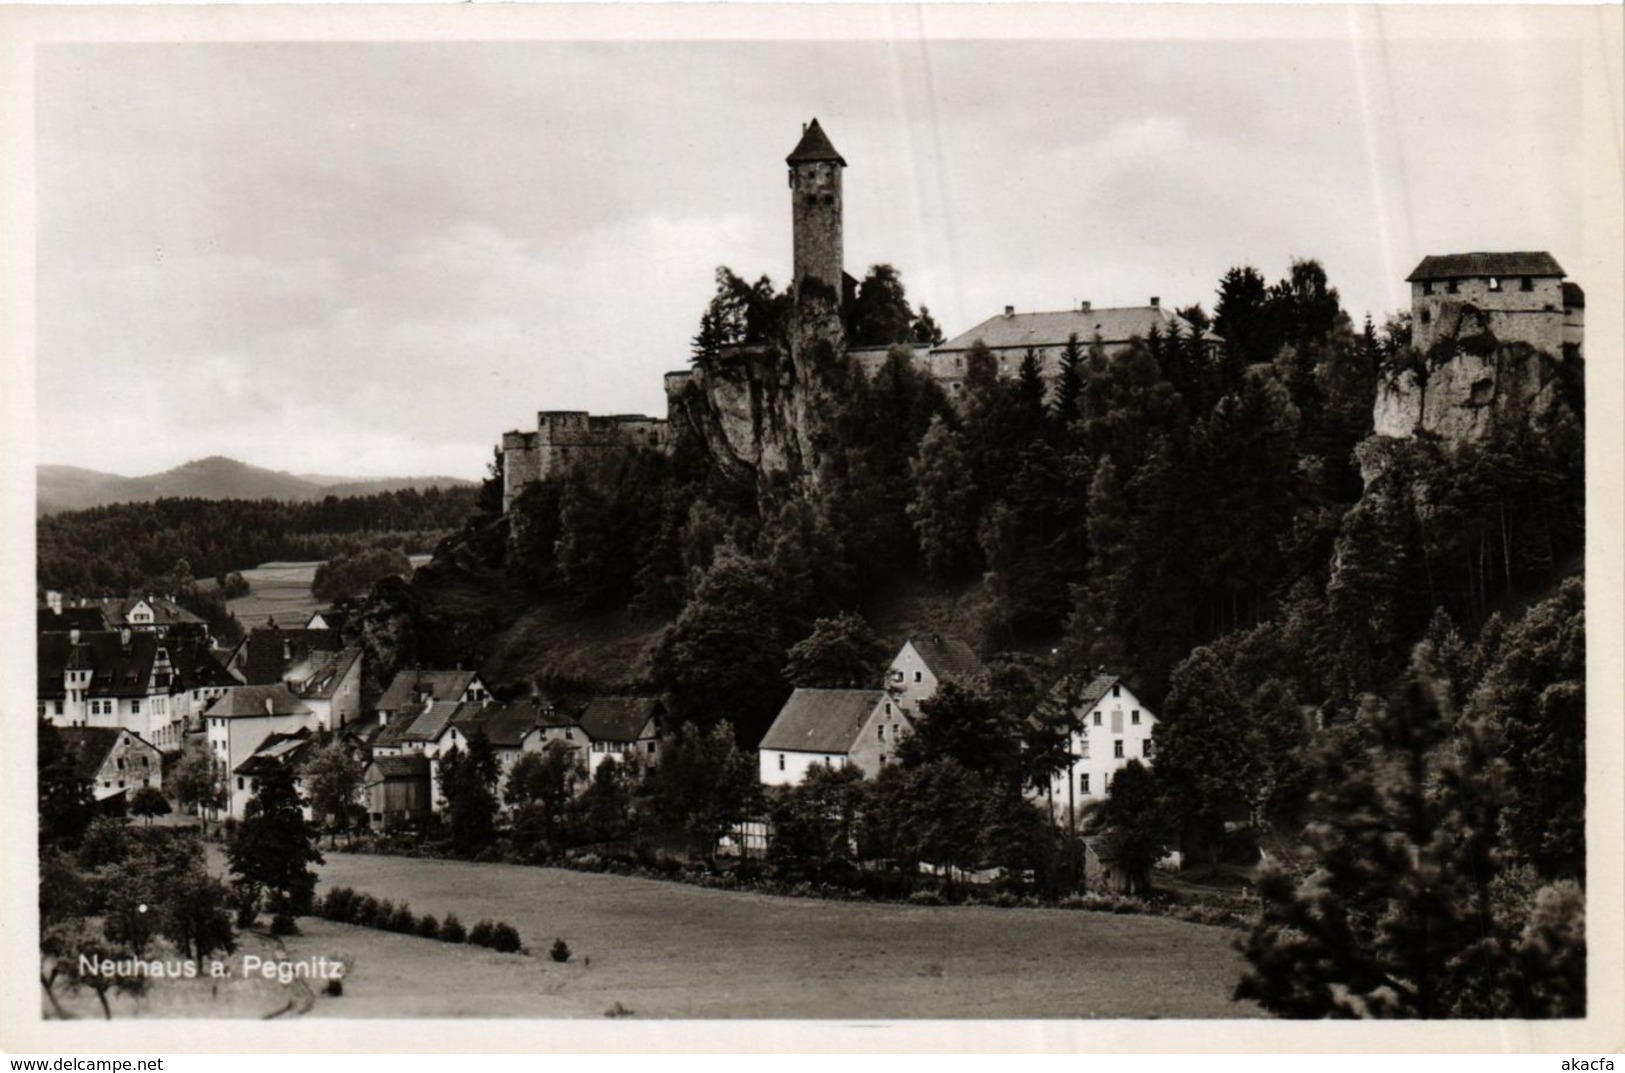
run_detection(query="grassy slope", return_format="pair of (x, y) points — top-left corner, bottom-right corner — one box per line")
(311, 852), (1266, 1019)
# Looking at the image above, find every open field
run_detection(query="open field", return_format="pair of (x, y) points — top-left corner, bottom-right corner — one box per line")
(301, 853), (1267, 1019)
(224, 556), (431, 629)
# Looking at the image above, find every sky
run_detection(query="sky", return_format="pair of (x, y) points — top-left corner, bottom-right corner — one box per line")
(32, 10), (1602, 480)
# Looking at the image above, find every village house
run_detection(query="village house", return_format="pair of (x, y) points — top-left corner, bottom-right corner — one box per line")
(1030, 673), (1159, 833)
(38, 591), (111, 633)
(884, 634), (985, 719)
(577, 696), (665, 779)
(201, 683), (322, 819)
(232, 729), (319, 822)
(56, 726), (164, 804)
(374, 669), (489, 722)
(758, 688), (888, 786)
(363, 753), (432, 829)
(280, 645), (364, 731)
(232, 622), (346, 686)
(38, 627), (239, 749)
(304, 607), (350, 631)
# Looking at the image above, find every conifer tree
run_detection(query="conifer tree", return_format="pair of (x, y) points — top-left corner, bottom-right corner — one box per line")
(228, 764), (323, 932)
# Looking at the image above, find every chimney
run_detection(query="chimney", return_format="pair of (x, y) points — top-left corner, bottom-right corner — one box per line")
(120, 627), (132, 649)
(1149, 296), (1160, 308)
(1080, 301), (1091, 314)
(47, 590), (62, 615)
(1003, 305), (1015, 318)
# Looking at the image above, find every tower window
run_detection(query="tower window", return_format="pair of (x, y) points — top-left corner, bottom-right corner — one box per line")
(1521, 277), (1534, 292)
(1422, 281), (1434, 296)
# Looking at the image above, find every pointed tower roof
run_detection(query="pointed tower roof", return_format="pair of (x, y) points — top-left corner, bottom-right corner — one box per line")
(786, 119), (846, 167)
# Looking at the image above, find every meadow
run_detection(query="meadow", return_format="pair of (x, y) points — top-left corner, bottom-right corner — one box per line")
(300, 853), (1267, 1019)
(224, 556), (432, 630)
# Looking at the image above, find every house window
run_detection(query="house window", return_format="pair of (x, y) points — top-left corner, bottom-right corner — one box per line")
(1521, 277), (1534, 292)
(1144, 740), (1154, 758)
(1488, 276), (1502, 292)
(914, 671), (922, 683)
(54, 700), (63, 715)
(1131, 710), (1140, 725)
(1079, 739), (1090, 759)
(648, 741), (656, 754)
(877, 725), (885, 741)
(1447, 279), (1459, 294)
(890, 670), (904, 683)
(1422, 280), (1434, 296)
(1114, 740), (1124, 758)
(778, 754), (785, 771)
(131, 700), (140, 714)
(884, 702), (892, 715)
(1080, 773), (1090, 794)
(237, 777), (244, 790)
(1093, 711), (1102, 726)
(117, 758), (125, 771)
(1111, 684), (1121, 698)
(103, 781), (111, 789)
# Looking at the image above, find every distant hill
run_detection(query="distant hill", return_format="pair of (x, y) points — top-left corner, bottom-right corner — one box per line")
(37, 456), (476, 516)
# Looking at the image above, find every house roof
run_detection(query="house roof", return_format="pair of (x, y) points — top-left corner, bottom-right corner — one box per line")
(371, 709), (419, 750)
(937, 305), (1219, 352)
(759, 689), (885, 754)
(287, 646), (362, 700)
(907, 636), (985, 684)
(377, 669), (480, 711)
(233, 729), (314, 775)
(1406, 252), (1566, 282)
(1562, 281), (1585, 309)
(54, 726), (145, 780)
(38, 631), (234, 699)
(306, 608), (350, 631)
(401, 700), (469, 743)
(38, 606), (111, 633)
(455, 698), (563, 748)
(241, 627), (345, 686)
(578, 696), (664, 742)
(95, 596), (204, 628)
(367, 753), (430, 780)
(1072, 673), (1122, 711)
(785, 118), (846, 167)
(204, 683), (314, 720)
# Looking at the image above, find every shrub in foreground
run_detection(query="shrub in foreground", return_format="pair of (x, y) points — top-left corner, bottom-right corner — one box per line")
(550, 939), (571, 963)
(440, 914), (467, 943)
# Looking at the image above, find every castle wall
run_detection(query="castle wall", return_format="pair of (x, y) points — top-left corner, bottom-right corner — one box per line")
(500, 411), (670, 512)
(1412, 275), (1568, 354)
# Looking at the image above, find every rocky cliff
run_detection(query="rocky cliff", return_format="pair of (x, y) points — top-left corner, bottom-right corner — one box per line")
(668, 284), (855, 501)
(1362, 339), (1582, 482)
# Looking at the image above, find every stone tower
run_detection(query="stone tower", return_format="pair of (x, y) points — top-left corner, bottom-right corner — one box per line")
(786, 118), (846, 296)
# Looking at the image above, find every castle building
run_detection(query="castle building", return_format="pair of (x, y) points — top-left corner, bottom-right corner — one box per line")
(498, 119), (1223, 510)
(1406, 251), (1583, 358)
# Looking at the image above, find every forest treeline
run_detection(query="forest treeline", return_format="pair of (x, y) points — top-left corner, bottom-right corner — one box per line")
(36, 486), (479, 597)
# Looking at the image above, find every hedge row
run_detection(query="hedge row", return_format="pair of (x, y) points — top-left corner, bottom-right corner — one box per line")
(315, 887), (523, 953)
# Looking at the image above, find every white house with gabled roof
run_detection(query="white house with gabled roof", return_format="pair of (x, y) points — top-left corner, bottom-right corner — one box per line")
(1030, 672), (1158, 830)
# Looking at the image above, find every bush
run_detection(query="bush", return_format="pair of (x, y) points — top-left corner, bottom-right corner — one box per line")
(323, 978), (343, 998)
(417, 914), (440, 939)
(907, 889), (946, 907)
(440, 914), (467, 943)
(549, 938), (571, 963)
(270, 910), (297, 936)
(489, 923), (522, 954)
(375, 899), (396, 927)
(389, 904), (417, 934)
(354, 894), (380, 927)
(468, 920), (496, 948)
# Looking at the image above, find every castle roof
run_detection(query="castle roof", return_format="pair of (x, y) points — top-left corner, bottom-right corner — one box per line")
(786, 119), (846, 167)
(937, 305), (1219, 352)
(1406, 252), (1565, 282)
